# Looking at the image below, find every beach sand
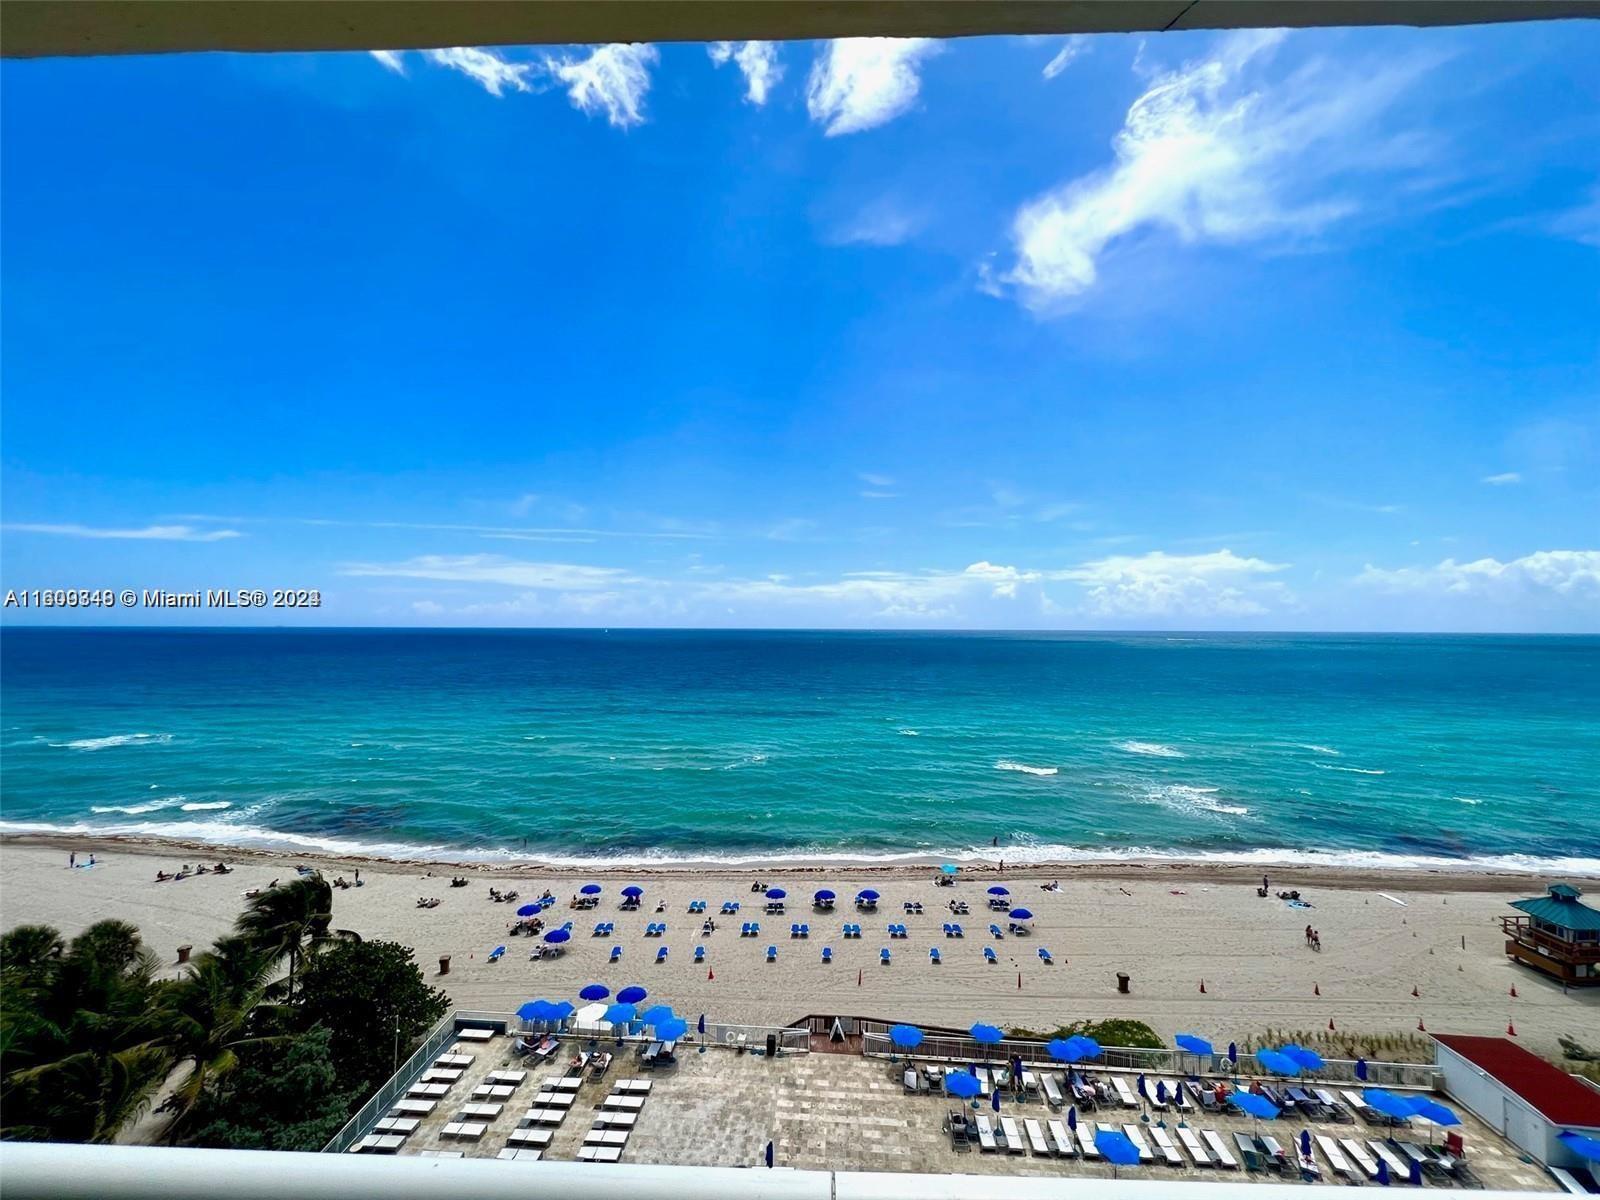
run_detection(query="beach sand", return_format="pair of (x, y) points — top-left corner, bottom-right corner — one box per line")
(3, 835), (1595, 1060)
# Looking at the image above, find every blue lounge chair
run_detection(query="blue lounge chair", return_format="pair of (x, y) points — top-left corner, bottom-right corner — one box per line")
(694, 945), (705, 962)
(930, 947), (942, 964)
(822, 946), (833, 963)
(799, 924), (810, 938)
(610, 946), (622, 963)
(766, 945), (778, 962)
(1038, 947), (1053, 963)
(880, 948), (892, 965)
(984, 946), (998, 963)
(721, 901), (739, 914)
(656, 946), (668, 963)
(951, 923), (964, 937)
(791, 923), (801, 937)
(488, 945), (505, 963)
(990, 924), (1005, 939)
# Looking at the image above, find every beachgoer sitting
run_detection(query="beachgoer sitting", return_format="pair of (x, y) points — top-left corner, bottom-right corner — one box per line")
(155, 870), (171, 882)
(214, 862), (230, 874)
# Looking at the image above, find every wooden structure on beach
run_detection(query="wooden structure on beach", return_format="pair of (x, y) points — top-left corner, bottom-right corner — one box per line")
(1502, 883), (1600, 987)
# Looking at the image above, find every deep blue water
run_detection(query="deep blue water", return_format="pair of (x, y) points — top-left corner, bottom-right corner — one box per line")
(1, 629), (1596, 871)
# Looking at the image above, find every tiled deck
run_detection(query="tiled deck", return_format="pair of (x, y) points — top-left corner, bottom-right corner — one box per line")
(374, 1032), (1556, 1190)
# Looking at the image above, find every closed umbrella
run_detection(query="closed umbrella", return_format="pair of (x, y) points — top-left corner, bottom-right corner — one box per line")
(1377, 1157), (1391, 1187)
(697, 1013), (707, 1036)
(1066, 1106), (1077, 1131)
(1408, 1158), (1423, 1186)
(617, 985), (648, 1005)
(1137, 1073), (1148, 1099)
(765, 1141), (774, 1169)
(1300, 1129), (1312, 1158)
(579, 984), (610, 1002)
(1156, 1080), (1168, 1105)
(1355, 1057), (1369, 1082)
(991, 1088), (1002, 1113)
(1227, 1042), (1239, 1066)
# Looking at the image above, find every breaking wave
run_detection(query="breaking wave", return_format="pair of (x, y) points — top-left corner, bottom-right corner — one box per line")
(995, 760), (1058, 777)
(54, 733), (173, 752)
(1117, 740), (1186, 758)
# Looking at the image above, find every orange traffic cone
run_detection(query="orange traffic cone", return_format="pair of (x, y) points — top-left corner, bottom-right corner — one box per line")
(1417, 1018), (1426, 1032)
(1509, 985), (1518, 998)
(1411, 985), (1420, 998)
(1199, 979), (1207, 994)
(1328, 1019), (1336, 1031)
(707, 968), (714, 980)
(1506, 1020), (1517, 1036)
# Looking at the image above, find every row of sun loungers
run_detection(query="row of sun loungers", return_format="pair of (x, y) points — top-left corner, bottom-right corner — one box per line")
(577, 1077), (653, 1163)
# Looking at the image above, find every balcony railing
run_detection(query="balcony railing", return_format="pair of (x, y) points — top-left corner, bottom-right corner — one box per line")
(1501, 917), (1600, 964)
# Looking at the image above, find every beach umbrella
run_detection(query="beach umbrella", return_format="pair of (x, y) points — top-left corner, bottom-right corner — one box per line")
(941, 863), (959, 875)
(657, 1017), (688, 1041)
(1411, 1099), (1460, 1127)
(621, 885), (643, 898)
(1362, 1089), (1416, 1124)
(697, 1013), (707, 1036)
(765, 887), (787, 900)
(1355, 1057), (1369, 1081)
(580, 883), (602, 895)
(1301, 1129), (1312, 1158)
(991, 1088), (1002, 1113)
(1228, 1091), (1281, 1121)
(813, 889), (835, 903)
(970, 1023), (1004, 1045)
(1067, 1106), (1077, 1131)
(516, 903), (539, 917)
(765, 1141), (774, 1169)
(945, 1071), (981, 1099)
(544, 1001), (574, 1022)
(1256, 1048), (1300, 1076)
(1175, 1034), (1214, 1057)
(988, 886), (1010, 896)
(640, 1004), (676, 1026)
(1377, 1157), (1391, 1187)
(1558, 1132), (1600, 1163)
(1009, 907), (1034, 921)
(1227, 1041), (1239, 1066)
(602, 1002), (636, 1026)
(1137, 1073), (1148, 1099)
(1072, 1035), (1104, 1060)
(1156, 1080), (1168, 1105)
(578, 984), (610, 1002)
(1408, 1158), (1423, 1186)
(1047, 1038), (1077, 1063)
(1095, 1128), (1141, 1177)
(516, 1000), (551, 1022)
(1284, 1044), (1325, 1072)
(617, 985), (648, 1005)
(543, 928), (571, 945)
(889, 1024), (924, 1049)
(856, 888), (879, 902)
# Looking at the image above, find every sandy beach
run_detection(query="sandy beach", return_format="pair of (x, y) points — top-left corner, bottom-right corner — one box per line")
(3, 834), (1595, 1061)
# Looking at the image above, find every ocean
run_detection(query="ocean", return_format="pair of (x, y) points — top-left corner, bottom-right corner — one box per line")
(1, 629), (1596, 873)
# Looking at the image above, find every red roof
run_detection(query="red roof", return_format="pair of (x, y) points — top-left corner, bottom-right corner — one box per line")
(1434, 1035), (1600, 1127)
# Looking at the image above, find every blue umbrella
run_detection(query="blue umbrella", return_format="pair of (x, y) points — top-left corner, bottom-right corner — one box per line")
(765, 888), (787, 900)
(579, 983), (610, 1002)
(1175, 1034), (1214, 1057)
(1096, 1128), (1141, 1176)
(602, 1002), (636, 1025)
(813, 889), (835, 902)
(1067, 1105), (1078, 1131)
(1355, 1057), (1369, 1081)
(970, 1023), (1004, 1045)
(1156, 1080), (1168, 1105)
(1412, 1099), (1460, 1127)
(1009, 907), (1034, 921)
(1229, 1091), (1281, 1120)
(765, 1141), (774, 1169)
(621, 885), (643, 898)
(657, 1018), (689, 1041)
(1257, 1048), (1300, 1076)
(1377, 1157), (1391, 1187)
(941, 863), (959, 875)
(1137, 1073), (1148, 1098)
(1408, 1158), (1423, 1186)
(889, 1024), (924, 1049)
(946, 1071), (981, 1099)
(1301, 1129), (1312, 1157)
(516, 903), (538, 917)
(543, 928), (571, 944)
(988, 886), (1010, 896)
(1072, 1035), (1103, 1060)
(697, 1013), (707, 1036)
(1362, 1089), (1416, 1122)
(1284, 1044), (1325, 1072)
(580, 883), (602, 895)
(857, 889), (879, 901)
(641, 1004), (676, 1025)
(516, 1000), (552, 1021)
(1227, 1041), (1239, 1066)
(990, 1088), (1002, 1113)
(1558, 1132), (1600, 1163)
(617, 985), (648, 1005)
(1047, 1038), (1077, 1063)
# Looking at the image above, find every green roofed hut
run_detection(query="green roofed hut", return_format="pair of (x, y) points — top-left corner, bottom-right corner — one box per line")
(1503, 883), (1600, 986)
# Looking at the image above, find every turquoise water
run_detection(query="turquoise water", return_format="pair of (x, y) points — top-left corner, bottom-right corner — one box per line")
(1, 629), (1596, 872)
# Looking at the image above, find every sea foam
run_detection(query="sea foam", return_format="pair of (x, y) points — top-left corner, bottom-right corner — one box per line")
(1117, 740), (1186, 758)
(1149, 784), (1250, 817)
(55, 733), (173, 752)
(1316, 763), (1385, 776)
(995, 760), (1058, 777)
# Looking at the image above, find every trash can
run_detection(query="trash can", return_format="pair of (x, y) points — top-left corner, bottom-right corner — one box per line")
(1117, 971), (1130, 994)
(176, 944), (192, 964)
(439, 954), (451, 976)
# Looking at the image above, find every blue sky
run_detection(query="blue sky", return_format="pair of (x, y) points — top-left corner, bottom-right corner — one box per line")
(2, 24), (1596, 631)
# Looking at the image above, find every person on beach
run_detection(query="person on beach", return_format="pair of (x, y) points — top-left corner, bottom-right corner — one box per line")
(69, 851), (76, 869)
(1305, 923), (1313, 946)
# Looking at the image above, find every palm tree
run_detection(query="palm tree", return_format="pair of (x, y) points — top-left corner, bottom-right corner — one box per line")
(233, 875), (332, 1003)
(159, 937), (285, 1138)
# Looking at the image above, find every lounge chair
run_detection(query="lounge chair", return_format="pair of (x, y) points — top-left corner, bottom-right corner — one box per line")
(488, 945), (505, 962)
(975, 1114), (998, 1152)
(721, 901), (739, 914)
(1341, 1138), (1380, 1180)
(1315, 1134), (1352, 1180)
(655, 946), (668, 963)
(929, 946), (942, 964)
(766, 945), (777, 962)
(1550, 1167), (1590, 1195)
(1038, 947), (1053, 963)
(990, 924), (1005, 939)
(1149, 1126), (1184, 1166)
(1078, 1121), (1101, 1159)
(1367, 1139), (1410, 1179)
(799, 923), (810, 937)
(791, 923), (801, 937)
(880, 947), (891, 964)
(1025, 1118), (1051, 1156)
(950, 923), (964, 937)
(1123, 1124), (1154, 1163)
(693, 945), (705, 962)
(1111, 1076), (1138, 1108)
(983, 946), (998, 963)
(821, 946), (833, 963)
(1233, 1132), (1262, 1172)
(947, 1109), (972, 1151)
(1040, 1072), (1064, 1109)
(1202, 1129), (1238, 1168)
(1048, 1119), (1076, 1156)
(1258, 1134), (1288, 1173)
(609, 946), (622, 963)
(1176, 1125), (1212, 1166)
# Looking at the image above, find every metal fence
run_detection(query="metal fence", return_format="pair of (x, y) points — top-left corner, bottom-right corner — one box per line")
(860, 1031), (1439, 1091)
(322, 1009), (483, 1154)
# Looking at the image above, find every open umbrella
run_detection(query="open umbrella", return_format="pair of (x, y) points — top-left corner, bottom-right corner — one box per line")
(941, 863), (959, 875)
(516, 999), (552, 1022)
(640, 1004), (676, 1026)
(1095, 1128), (1141, 1177)
(1008, 907), (1034, 922)
(1047, 1038), (1077, 1063)
(1558, 1132), (1600, 1163)
(1362, 1089), (1416, 1125)
(621, 885), (643, 898)
(602, 1002), (636, 1026)
(1257, 1048), (1300, 1076)
(580, 883), (602, 895)
(1175, 1034), (1214, 1066)
(988, 886), (1010, 896)
(516, 903), (539, 917)
(856, 888), (879, 902)
(813, 889), (835, 904)
(578, 983), (610, 1002)
(617, 985), (648, 1005)
(1411, 1099), (1459, 1127)
(1229, 1091), (1281, 1121)
(945, 1071), (981, 1100)
(765, 888), (787, 900)
(970, 1023), (1004, 1045)
(1072, 1035), (1104, 1060)
(1284, 1044), (1325, 1072)
(889, 1024), (924, 1049)
(657, 1017), (689, 1042)
(543, 928), (571, 945)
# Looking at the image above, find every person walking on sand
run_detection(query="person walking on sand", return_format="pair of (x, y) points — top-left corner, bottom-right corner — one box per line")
(69, 851), (76, 869)
(1305, 924), (1313, 946)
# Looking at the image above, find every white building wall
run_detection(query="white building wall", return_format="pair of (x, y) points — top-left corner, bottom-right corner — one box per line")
(1435, 1043), (1600, 1168)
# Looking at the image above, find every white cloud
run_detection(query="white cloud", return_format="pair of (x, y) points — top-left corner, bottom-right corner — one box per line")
(545, 43), (659, 128)
(422, 47), (535, 96)
(708, 41), (783, 105)
(806, 38), (940, 136)
(340, 554), (636, 591)
(1546, 184), (1600, 248)
(369, 49), (405, 75)
(858, 472), (895, 488)
(1356, 550), (1600, 601)
(1042, 37), (1088, 80)
(1060, 548), (1290, 618)
(4, 523), (242, 542)
(995, 29), (1440, 308)
(1481, 472), (1522, 486)
(824, 200), (921, 247)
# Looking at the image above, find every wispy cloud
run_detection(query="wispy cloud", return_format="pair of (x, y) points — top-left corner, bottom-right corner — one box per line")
(369, 49), (405, 75)
(1356, 550), (1600, 602)
(1546, 184), (1600, 248)
(993, 29), (1443, 309)
(708, 41), (783, 105)
(1042, 37), (1088, 80)
(545, 43), (659, 128)
(806, 38), (940, 136)
(340, 554), (636, 591)
(823, 199), (923, 247)
(4, 523), (242, 542)
(423, 46), (535, 96)
(858, 472), (895, 488)
(1481, 471), (1522, 486)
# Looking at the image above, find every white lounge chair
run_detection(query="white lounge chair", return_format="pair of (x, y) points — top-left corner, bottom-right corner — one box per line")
(497, 1148), (542, 1161)
(508, 1127), (553, 1147)
(1025, 1118), (1051, 1156)
(1341, 1137), (1381, 1179)
(1316, 1134), (1353, 1179)
(1112, 1076), (1139, 1108)
(1201, 1129), (1238, 1168)
(1550, 1167), (1590, 1195)
(1048, 1119), (1076, 1157)
(1368, 1139), (1410, 1178)
(1000, 1116), (1026, 1154)
(1176, 1125), (1211, 1166)
(1149, 1126), (1184, 1166)
(1078, 1121), (1101, 1159)
(1122, 1124), (1155, 1163)
(975, 1114), (998, 1152)
(1041, 1073), (1064, 1109)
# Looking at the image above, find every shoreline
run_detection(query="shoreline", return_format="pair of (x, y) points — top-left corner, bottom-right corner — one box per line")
(1, 831), (1578, 893)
